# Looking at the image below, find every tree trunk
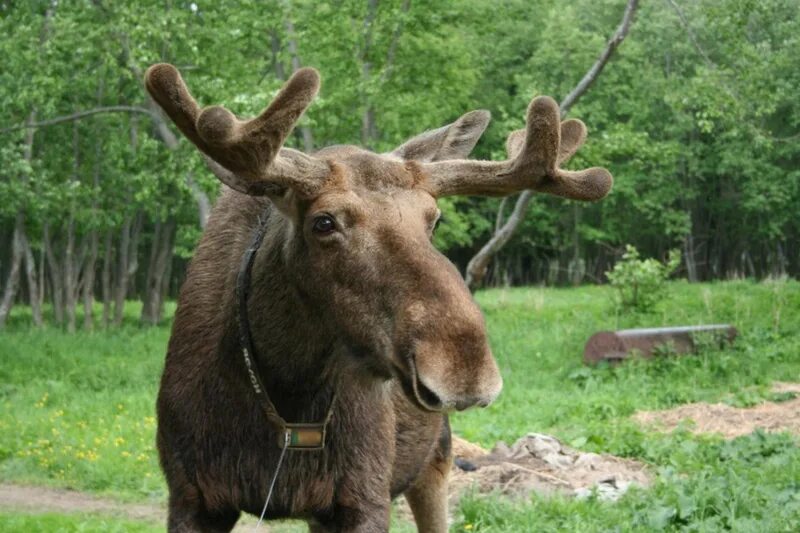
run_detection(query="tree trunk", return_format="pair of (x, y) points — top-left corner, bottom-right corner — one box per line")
(140, 220), (162, 323)
(466, 194), (534, 289)
(83, 99), (102, 331)
(38, 240), (45, 310)
(0, 222), (23, 329)
(82, 230), (98, 330)
(465, 0), (639, 290)
(21, 232), (42, 326)
(64, 215), (77, 333)
(43, 224), (65, 325)
(160, 239), (174, 314)
(141, 217), (175, 325)
(101, 229), (113, 327)
(1, 112), (40, 327)
(113, 216), (131, 326)
(112, 212), (143, 326)
(684, 231), (698, 282)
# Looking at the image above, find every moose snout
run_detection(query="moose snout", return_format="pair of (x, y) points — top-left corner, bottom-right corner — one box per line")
(410, 333), (503, 413)
(396, 259), (503, 412)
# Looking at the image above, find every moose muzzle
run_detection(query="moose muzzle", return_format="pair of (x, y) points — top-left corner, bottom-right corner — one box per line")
(396, 270), (503, 413)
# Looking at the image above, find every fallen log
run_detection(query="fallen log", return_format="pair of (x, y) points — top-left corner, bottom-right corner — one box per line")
(583, 324), (738, 364)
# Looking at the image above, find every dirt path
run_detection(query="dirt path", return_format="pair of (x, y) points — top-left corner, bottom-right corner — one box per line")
(0, 483), (263, 530)
(0, 483), (165, 523)
(634, 382), (800, 438)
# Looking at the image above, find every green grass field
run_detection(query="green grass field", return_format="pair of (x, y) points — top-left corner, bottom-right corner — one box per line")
(1, 280), (799, 531)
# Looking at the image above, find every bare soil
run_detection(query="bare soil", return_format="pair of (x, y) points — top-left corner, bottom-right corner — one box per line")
(449, 434), (650, 501)
(396, 432), (651, 520)
(0, 483), (164, 522)
(633, 382), (800, 439)
(0, 483), (259, 530)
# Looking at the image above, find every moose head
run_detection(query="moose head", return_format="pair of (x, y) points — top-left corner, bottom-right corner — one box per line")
(145, 64), (611, 413)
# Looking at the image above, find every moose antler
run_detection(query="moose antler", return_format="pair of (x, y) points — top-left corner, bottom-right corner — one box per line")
(144, 64), (329, 197)
(422, 96), (612, 201)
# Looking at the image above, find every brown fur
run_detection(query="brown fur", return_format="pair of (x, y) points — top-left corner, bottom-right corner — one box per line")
(147, 64), (610, 532)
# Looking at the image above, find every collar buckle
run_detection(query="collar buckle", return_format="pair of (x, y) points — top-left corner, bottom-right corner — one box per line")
(280, 423), (327, 450)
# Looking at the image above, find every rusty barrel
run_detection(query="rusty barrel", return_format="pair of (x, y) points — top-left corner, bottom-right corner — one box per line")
(583, 324), (738, 364)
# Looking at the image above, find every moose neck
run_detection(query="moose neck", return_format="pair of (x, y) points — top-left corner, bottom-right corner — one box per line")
(243, 212), (340, 421)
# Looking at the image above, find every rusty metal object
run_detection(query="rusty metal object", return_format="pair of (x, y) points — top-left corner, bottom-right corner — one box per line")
(584, 325), (738, 364)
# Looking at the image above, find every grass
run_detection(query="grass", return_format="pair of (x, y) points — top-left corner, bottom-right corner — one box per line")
(0, 510), (410, 532)
(0, 511), (162, 532)
(1, 280), (799, 531)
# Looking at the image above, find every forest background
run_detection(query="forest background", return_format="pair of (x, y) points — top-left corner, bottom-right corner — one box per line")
(1, 0), (798, 331)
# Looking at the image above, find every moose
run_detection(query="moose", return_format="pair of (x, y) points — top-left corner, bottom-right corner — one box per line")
(145, 63), (611, 532)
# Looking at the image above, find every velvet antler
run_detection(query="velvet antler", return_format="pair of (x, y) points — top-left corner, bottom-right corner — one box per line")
(421, 96), (612, 201)
(144, 64), (329, 197)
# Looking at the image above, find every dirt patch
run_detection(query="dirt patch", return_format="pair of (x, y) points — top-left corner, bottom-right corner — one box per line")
(449, 434), (650, 502)
(0, 483), (164, 523)
(398, 433), (651, 519)
(0, 483), (261, 530)
(633, 382), (800, 439)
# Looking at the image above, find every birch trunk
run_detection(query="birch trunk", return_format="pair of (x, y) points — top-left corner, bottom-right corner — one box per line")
(43, 225), (64, 324)
(101, 229), (113, 327)
(21, 232), (42, 326)
(465, 0), (639, 289)
(141, 217), (176, 325)
(113, 216), (131, 326)
(0, 223), (23, 329)
(82, 230), (98, 330)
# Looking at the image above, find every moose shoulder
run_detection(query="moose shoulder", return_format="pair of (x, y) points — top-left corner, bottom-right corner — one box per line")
(146, 64), (611, 532)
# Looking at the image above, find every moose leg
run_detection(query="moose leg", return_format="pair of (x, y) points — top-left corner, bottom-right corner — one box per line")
(161, 455), (239, 532)
(404, 418), (452, 533)
(311, 479), (391, 532)
(167, 509), (239, 533)
(314, 499), (390, 532)
(166, 486), (240, 533)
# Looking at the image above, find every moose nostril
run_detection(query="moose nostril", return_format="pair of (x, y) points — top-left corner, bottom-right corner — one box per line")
(454, 396), (492, 411)
(454, 397), (476, 411)
(415, 378), (444, 410)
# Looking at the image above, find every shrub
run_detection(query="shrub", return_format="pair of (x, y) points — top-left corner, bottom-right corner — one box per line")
(606, 245), (681, 312)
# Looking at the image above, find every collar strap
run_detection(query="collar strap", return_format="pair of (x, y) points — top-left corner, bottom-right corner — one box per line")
(236, 208), (335, 450)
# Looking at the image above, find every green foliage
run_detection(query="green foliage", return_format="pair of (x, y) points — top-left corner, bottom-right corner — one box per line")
(3, 0), (799, 291)
(606, 245), (681, 313)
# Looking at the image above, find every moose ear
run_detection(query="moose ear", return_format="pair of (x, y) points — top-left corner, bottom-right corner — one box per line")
(390, 110), (491, 162)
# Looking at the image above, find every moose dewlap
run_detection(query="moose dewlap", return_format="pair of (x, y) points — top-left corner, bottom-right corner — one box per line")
(145, 63), (612, 532)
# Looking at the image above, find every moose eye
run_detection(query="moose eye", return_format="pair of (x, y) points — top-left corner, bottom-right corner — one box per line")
(312, 214), (336, 235)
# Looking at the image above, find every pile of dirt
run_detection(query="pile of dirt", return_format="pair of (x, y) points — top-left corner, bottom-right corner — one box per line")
(633, 382), (800, 439)
(448, 434), (650, 505)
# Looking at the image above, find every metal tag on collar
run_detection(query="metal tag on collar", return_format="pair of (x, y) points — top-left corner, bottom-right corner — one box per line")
(279, 423), (326, 450)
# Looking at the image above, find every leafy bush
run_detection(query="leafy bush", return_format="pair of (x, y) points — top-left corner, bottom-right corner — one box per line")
(606, 245), (681, 312)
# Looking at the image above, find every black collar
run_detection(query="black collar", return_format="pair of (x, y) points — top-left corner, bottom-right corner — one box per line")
(236, 208), (335, 450)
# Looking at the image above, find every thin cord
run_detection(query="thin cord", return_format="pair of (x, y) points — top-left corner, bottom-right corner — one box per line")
(254, 431), (290, 531)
